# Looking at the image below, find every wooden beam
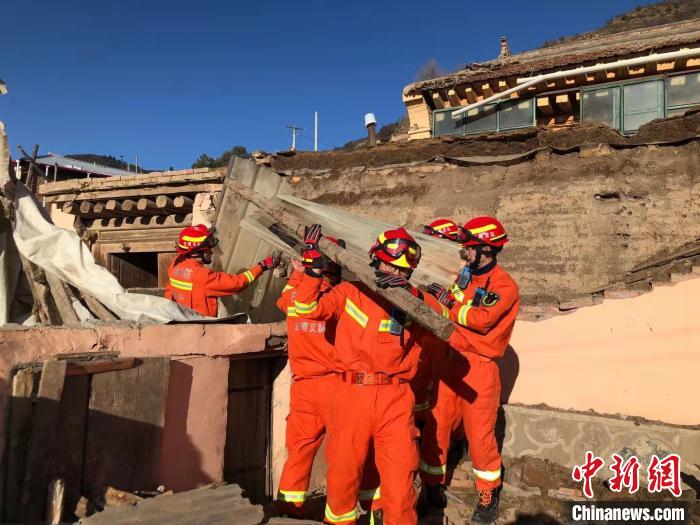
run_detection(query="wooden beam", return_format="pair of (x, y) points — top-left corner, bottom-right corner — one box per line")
(431, 91), (445, 109)
(105, 199), (136, 217)
(481, 83), (493, 98)
(19, 360), (68, 522)
(46, 478), (65, 525)
(4, 369), (37, 521)
(462, 86), (477, 104)
(42, 182), (223, 204)
(447, 89), (461, 107)
(65, 358), (137, 377)
(80, 291), (117, 321)
(79, 201), (94, 216)
(536, 96), (554, 115)
(137, 198), (168, 215)
(173, 195), (193, 210)
(155, 195), (180, 213)
(628, 65), (645, 76)
(87, 213), (192, 231)
(555, 93), (573, 113)
(61, 202), (79, 215)
(121, 198), (138, 214)
(45, 272), (80, 325)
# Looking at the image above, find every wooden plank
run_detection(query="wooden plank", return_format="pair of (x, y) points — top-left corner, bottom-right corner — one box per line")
(158, 252), (177, 288)
(45, 272), (80, 325)
(81, 292), (118, 321)
(4, 369), (37, 522)
(83, 358), (170, 504)
(44, 182), (223, 204)
(65, 358), (137, 376)
(52, 374), (89, 521)
(87, 213), (192, 231)
(46, 478), (65, 525)
(19, 359), (68, 522)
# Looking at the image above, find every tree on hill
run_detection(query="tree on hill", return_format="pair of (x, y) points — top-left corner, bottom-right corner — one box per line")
(192, 146), (251, 168)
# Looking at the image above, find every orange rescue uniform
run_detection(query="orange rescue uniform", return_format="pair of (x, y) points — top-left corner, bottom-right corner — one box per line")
(420, 264), (519, 491)
(276, 270), (380, 517)
(164, 256), (262, 317)
(294, 273), (425, 525)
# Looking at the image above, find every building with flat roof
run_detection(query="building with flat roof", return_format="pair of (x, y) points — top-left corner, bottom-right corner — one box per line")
(402, 19), (700, 139)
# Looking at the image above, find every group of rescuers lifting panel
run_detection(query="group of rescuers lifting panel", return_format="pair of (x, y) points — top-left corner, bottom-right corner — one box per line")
(164, 216), (519, 525)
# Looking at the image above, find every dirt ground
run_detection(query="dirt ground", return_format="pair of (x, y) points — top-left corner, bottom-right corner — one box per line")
(268, 111), (700, 305)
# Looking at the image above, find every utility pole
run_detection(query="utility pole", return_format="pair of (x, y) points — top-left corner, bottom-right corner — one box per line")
(286, 125), (303, 151)
(314, 112), (318, 152)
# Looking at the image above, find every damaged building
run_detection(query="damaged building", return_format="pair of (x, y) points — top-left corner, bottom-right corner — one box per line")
(0, 12), (699, 525)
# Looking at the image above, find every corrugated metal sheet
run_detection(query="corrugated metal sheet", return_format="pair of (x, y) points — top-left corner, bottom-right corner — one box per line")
(212, 157), (292, 323)
(35, 154), (136, 178)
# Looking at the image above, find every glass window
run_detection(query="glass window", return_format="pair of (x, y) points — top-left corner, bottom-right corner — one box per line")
(499, 99), (534, 130)
(433, 109), (465, 136)
(582, 87), (620, 129)
(623, 80), (663, 132)
(666, 72), (700, 108)
(465, 104), (497, 134)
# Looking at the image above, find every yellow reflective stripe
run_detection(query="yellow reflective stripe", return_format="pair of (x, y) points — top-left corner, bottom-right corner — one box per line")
(438, 303), (450, 319)
(244, 270), (255, 284)
(468, 224), (497, 235)
(358, 486), (381, 501)
(489, 232), (506, 242)
(378, 319), (392, 332)
(287, 306), (298, 318)
(169, 277), (192, 291)
(277, 490), (306, 503)
(457, 304), (472, 327)
(182, 234), (207, 242)
(283, 284), (294, 292)
(294, 300), (318, 314)
(450, 284), (465, 303)
(325, 504), (358, 523)
(434, 223), (452, 231)
(473, 467), (501, 481)
(419, 459), (447, 475)
(414, 401), (430, 412)
(344, 298), (368, 328)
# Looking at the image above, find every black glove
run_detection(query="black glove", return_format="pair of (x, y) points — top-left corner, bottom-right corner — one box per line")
(259, 253), (281, 271)
(375, 271), (411, 290)
(304, 224), (322, 249)
(427, 282), (455, 308)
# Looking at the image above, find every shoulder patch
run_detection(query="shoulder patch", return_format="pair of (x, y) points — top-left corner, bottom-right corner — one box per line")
(482, 291), (500, 307)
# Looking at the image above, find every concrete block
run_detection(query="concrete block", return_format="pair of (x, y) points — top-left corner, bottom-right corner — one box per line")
(501, 405), (700, 476)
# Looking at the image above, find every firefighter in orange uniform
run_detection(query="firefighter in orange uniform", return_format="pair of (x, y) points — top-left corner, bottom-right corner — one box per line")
(418, 216), (519, 524)
(275, 237), (382, 523)
(165, 224), (279, 317)
(293, 225), (425, 525)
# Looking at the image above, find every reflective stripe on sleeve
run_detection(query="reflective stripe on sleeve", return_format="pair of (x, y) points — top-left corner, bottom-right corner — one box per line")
(358, 486), (381, 501)
(294, 300), (318, 315)
(283, 284), (294, 292)
(277, 490), (306, 503)
(287, 306), (298, 318)
(244, 270), (255, 283)
(457, 304), (472, 327)
(438, 303), (450, 318)
(473, 467), (501, 481)
(325, 504), (358, 523)
(419, 459), (447, 475)
(344, 298), (368, 328)
(169, 277), (193, 291)
(450, 284), (465, 303)
(378, 319), (392, 332)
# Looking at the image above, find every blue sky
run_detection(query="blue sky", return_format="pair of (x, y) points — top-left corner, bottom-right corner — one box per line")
(1, 0), (658, 169)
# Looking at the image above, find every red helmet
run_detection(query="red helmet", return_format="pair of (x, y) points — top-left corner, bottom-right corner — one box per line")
(423, 218), (467, 243)
(177, 224), (214, 255)
(462, 216), (509, 248)
(369, 227), (421, 269)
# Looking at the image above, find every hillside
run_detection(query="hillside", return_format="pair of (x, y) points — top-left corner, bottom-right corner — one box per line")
(542, 0), (700, 47)
(66, 153), (159, 173)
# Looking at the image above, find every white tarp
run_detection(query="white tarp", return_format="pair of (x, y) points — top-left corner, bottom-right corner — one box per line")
(7, 183), (208, 325)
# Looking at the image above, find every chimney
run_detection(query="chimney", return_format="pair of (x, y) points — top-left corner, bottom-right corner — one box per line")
(499, 36), (511, 59)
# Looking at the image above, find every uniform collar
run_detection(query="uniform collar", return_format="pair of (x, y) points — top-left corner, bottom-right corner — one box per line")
(472, 258), (497, 276)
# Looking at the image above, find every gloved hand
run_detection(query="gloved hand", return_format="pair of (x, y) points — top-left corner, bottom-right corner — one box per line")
(427, 282), (455, 308)
(422, 224), (437, 236)
(304, 224), (322, 249)
(259, 253), (281, 271)
(375, 271), (412, 290)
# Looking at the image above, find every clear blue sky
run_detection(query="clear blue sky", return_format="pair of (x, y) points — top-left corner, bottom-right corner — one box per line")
(1, 0), (658, 169)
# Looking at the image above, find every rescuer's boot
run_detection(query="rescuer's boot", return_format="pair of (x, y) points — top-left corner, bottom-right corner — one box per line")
(417, 483), (447, 517)
(471, 488), (499, 524)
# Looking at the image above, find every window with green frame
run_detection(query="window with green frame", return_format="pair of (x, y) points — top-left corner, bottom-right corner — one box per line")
(666, 72), (700, 117)
(432, 98), (534, 137)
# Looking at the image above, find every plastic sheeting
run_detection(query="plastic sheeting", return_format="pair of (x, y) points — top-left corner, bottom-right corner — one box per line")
(7, 183), (208, 324)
